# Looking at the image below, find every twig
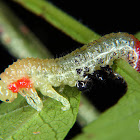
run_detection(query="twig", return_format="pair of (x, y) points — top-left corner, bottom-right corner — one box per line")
(12, 0), (100, 44)
(0, 1), (53, 59)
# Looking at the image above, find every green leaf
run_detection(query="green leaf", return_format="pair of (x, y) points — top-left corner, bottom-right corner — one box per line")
(3, 1), (140, 139)
(73, 59), (140, 140)
(0, 86), (81, 140)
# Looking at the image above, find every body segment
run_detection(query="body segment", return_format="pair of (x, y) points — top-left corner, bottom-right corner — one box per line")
(0, 32), (140, 111)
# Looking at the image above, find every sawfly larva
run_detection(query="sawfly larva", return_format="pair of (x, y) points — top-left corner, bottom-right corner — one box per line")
(0, 32), (140, 111)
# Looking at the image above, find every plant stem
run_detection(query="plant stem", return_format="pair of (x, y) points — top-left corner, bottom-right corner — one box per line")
(77, 95), (100, 126)
(0, 1), (53, 59)
(12, 0), (100, 44)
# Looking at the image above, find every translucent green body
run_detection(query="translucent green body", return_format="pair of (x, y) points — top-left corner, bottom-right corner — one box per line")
(0, 33), (138, 111)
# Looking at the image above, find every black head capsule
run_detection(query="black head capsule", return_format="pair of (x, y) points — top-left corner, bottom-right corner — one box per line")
(76, 77), (93, 92)
(76, 81), (86, 91)
(76, 65), (127, 93)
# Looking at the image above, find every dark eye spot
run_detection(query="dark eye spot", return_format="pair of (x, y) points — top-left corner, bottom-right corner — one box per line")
(6, 99), (9, 102)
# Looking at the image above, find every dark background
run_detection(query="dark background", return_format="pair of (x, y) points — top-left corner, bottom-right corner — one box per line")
(0, 0), (139, 139)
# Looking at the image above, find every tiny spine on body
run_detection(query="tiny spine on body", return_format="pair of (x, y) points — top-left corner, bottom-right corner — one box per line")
(0, 32), (140, 111)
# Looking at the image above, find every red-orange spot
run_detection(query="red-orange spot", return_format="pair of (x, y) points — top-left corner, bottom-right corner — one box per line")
(8, 82), (19, 93)
(33, 131), (40, 135)
(8, 77), (33, 93)
(17, 77), (32, 88)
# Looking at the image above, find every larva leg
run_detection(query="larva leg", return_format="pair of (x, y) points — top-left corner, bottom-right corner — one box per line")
(59, 85), (65, 93)
(40, 84), (70, 111)
(19, 88), (43, 111)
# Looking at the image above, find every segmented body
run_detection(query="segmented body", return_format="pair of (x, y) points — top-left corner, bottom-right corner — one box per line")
(0, 32), (140, 111)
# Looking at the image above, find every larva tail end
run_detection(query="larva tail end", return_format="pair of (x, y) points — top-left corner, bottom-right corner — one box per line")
(134, 39), (140, 72)
(19, 88), (43, 111)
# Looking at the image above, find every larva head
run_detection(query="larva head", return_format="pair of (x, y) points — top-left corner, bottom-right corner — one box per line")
(134, 38), (140, 72)
(0, 80), (17, 103)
